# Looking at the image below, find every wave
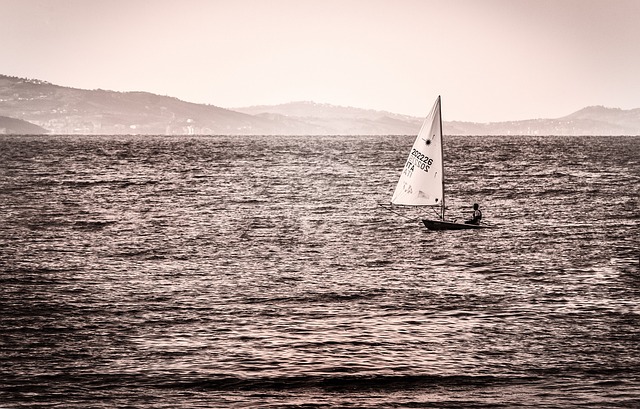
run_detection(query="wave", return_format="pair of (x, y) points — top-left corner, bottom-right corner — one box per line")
(243, 288), (389, 306)
(6, 373), (523, 393)
(163, 374), (519, 392)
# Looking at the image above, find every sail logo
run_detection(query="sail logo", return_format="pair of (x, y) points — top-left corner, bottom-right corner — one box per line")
(421, 136), (434, 146)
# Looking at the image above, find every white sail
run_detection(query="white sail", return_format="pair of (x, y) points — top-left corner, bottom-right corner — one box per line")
(391, 96), (444, 207)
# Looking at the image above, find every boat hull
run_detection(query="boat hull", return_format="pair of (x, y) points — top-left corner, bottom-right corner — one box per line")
(422, 219), (489, 230)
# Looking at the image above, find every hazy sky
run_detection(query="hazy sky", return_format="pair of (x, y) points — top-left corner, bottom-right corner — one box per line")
(1, 0), (639, 122)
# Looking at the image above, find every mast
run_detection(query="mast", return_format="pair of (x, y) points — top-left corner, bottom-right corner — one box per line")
(439, 95), (445, 221)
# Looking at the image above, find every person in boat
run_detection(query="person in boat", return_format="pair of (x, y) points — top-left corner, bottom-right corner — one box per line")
(465, 203), (482, 225)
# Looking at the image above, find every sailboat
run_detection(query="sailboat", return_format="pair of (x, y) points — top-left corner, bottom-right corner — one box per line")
(390, 96), (489, 230)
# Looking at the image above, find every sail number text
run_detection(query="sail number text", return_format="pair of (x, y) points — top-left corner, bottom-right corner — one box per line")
(403, 149), (434, 177)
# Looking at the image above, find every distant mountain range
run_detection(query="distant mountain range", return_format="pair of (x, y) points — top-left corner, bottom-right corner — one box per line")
(1, 74), (639, 136)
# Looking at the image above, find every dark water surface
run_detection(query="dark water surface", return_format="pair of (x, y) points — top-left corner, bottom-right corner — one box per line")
(1, 134), (638, 408)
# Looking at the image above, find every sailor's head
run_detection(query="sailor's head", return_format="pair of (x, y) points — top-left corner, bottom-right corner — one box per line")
(473, 203), (479, 210)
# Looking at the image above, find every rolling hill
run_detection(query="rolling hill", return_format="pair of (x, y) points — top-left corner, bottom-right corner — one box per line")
(0, 75), (275, 135)
(0, 115), (47, 135)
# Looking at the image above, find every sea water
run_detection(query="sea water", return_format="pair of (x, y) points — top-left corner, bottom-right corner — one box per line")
(1, 134), (638, 408)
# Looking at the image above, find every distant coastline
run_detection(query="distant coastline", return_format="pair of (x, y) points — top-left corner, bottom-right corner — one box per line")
(0, 115), (48, 135)
(1, 74), (639, 136)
